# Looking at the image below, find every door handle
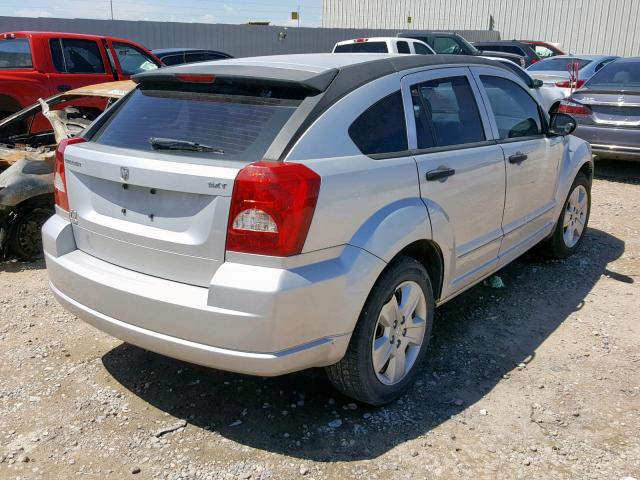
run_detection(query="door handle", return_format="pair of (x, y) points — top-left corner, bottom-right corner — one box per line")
(508, 153), (528, 164)
(57, 84), (72, 92)
(426, 167), (456, 181)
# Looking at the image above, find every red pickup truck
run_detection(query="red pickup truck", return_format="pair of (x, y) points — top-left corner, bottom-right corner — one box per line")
(0, 31), (162, 118)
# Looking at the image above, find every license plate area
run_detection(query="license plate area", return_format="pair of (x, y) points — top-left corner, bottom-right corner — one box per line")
(82, 175), (213, 233)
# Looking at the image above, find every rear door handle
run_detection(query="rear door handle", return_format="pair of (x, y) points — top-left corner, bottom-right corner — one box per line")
(426, 167), (455, 181)
(509, 153), (528, 164)
(57, 84), (71, 92)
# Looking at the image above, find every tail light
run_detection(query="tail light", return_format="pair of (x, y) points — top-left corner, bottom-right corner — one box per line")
(226, 161), (321, 257)
(354, 38), (369, 43)
(530, 58), (540, 64)
(555, 80), (585, 89)
(557, 99), (592, 116)
(54, 137), (86, 211)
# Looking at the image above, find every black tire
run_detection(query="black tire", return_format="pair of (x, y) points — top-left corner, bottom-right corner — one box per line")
(539, 172), (591, 259)
(9, 207), (54, 259)
(325, 256), (434, 405)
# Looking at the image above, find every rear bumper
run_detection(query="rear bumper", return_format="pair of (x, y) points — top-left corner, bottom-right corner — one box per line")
(49, 281), (348, 376)
(44, 214), (384, 376)
(574, 125), (640, 161)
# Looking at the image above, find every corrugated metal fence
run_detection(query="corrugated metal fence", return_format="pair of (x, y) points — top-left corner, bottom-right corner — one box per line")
(0, 16), (497, 57)
(322, 0), (640, 57)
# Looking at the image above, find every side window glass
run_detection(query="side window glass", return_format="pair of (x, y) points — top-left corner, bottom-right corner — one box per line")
(433, 37), (460, 54)
(411, 76), (485, 149)
(480, 75), (543, 139)
(113, 42), (158, 75)
(396, 41), (410, 54)
(204, 52), (226, 61)
(50, 38), (105, 74)
(161, 54), (184, 66)
(504, 46), (526, 56)
(50, 39), (65, 72)
(185, 52), (207, 63)
(535, 46), (555, 58)
(453, 38), (471, 54)
(349, 91), (408, 156)
(414, 43), (433, 55)
(595, 60), (614, 72)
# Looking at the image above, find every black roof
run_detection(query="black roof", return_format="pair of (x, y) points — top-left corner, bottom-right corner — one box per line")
(134, 53), (508, 93)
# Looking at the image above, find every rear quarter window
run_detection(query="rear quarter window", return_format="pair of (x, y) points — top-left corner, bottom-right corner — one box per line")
(94, 82), (305, 162)
(0, 38), (32, 69)
(348, 91), (408, 156)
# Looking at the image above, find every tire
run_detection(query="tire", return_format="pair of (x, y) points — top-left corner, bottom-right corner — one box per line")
(539, 172), (591, 259)
(9, 207), (54, 259)
(326, 256), (435, 405)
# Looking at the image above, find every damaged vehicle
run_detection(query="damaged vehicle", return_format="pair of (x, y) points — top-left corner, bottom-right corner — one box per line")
(0, 80), (133, 258)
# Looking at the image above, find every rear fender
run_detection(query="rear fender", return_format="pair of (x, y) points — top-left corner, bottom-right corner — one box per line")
(349, 197), (432, 263)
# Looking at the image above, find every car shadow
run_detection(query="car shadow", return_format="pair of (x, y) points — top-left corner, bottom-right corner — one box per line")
(0, 258), (45, 273)
(594, 159), (640, 185)
(101, 227), (624, 462)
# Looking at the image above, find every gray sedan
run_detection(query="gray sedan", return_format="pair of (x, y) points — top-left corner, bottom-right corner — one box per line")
(560, 58), (640, 161)
(528, 55), (619, 108)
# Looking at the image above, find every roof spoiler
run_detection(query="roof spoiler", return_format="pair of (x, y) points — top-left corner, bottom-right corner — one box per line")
(133, 65), (339, 93)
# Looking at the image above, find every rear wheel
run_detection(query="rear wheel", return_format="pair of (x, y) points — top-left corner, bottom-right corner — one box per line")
(326, 256), (434, 405)
(9, 207), (54, 259)
(540, 172), (591, 259)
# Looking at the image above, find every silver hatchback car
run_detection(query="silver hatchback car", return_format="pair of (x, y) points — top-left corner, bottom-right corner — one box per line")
(44, 54), (593, 405)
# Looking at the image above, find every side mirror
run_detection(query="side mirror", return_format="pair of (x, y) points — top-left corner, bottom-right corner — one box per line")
(548, 113), (577, 136)
(532, 78), (543, 89)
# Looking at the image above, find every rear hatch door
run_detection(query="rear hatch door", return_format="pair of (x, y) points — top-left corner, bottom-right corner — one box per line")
(64, 78), (306, 286)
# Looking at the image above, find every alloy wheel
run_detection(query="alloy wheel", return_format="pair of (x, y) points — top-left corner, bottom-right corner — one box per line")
(371, 281), (427, 385)
(562, 185), (588, 248)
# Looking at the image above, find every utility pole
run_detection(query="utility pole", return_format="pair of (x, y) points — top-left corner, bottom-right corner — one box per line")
(297, 5), (300, 27)
(110, 0), (114, 20)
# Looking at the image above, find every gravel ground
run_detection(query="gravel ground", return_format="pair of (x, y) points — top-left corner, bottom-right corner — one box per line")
(1, 160), (639, 480)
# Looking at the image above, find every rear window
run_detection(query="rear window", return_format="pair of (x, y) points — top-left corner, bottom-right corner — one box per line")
(528, 58), (591, 72)
(334, 42), (388, 53)
(586, 60), (640, 89)
(94, 82), (304, 162)
(0, 38), (32, 69)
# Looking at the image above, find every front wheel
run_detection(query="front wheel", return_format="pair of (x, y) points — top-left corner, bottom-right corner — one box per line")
(540, 172), (591, 259)
(326, 256), (434, 405)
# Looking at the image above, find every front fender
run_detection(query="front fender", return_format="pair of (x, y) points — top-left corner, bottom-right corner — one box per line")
(552, 136), (593, 220)
(349, 197), (431, 262)
(0, 155), (54, 207)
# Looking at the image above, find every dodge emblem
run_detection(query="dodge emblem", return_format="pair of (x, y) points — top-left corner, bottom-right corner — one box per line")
(120, 167), (130, 182)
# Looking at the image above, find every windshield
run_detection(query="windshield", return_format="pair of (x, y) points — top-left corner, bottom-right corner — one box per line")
(0, 38), (32, 69)
(95, 82), (305, 161)
(585, 60), (640, 89)
(334, 42), (388, 53)
(528, 58), (591, 72)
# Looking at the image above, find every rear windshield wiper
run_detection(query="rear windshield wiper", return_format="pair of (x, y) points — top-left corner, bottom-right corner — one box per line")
(149, 137), (224, 154)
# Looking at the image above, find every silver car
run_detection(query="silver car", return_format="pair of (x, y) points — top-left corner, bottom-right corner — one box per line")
(528, 54), (619, 108)
(44, 54), (593, 405)
(562, 57), (640, 161)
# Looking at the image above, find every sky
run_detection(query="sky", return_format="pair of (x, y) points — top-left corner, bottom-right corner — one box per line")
(0, 0), (323, 27)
